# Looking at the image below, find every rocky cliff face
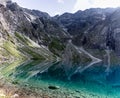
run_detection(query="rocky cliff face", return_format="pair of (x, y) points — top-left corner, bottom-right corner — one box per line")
(0, 1), (68, 45)
(55, 8), (120, 57)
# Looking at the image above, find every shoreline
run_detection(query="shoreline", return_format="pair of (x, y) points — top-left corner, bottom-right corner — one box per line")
(0, 77), (114, 98)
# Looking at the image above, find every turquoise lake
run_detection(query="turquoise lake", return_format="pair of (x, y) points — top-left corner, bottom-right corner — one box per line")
(1, 60), (120, 98)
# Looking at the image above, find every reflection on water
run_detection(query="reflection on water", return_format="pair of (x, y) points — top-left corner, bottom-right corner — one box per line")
(1, 60), (120, 97)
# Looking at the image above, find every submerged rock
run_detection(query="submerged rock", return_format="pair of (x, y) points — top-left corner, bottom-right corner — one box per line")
(11, 94), (19, 98)
(48, 85), (60, 90)
(75, 90), (81, 93)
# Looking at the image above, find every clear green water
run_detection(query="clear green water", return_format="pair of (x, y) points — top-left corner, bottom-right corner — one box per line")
(1, 60), (120, 98)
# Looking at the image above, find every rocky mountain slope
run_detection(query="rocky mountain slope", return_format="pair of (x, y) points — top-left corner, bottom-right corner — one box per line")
(0, 0), (57, 71)
(54, 8), (120, 66)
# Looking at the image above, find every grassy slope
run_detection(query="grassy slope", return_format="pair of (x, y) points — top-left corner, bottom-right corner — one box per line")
(0, 32), (56, 80)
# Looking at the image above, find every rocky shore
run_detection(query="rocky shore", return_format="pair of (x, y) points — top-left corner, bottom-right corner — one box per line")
(0, 77), (112, 98)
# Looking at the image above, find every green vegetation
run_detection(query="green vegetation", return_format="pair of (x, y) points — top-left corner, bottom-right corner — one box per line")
(20, 47), (45, 60)
(0, 31), (49, 79)
(1, 60), (24, 77)
(48, 38), (65, 56)
(17, 60), (41, 71)
(3, 40), (22, 58)
(49, 38), (65, 51)
(15, 32), (45, 60)
(15, 32), (32, 46)
(72, 54), (80, 64)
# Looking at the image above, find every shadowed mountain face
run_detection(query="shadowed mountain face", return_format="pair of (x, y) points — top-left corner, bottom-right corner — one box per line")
(54, 8), (119, 50)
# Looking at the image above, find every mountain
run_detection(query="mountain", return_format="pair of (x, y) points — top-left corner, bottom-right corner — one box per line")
(0, 1), (58, 67)
(1, 0), (120, 79)
(1, 1), (120, 97)
(54, 8), (120, 64)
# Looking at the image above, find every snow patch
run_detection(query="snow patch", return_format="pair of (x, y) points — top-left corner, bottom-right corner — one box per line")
(24, 12), (37, 22)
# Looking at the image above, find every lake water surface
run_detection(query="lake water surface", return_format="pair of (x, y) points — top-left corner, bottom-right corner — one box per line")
(1, 60), (120, 98)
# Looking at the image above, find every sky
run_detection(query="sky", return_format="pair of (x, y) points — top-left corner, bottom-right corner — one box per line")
(12, 0), (120, 16)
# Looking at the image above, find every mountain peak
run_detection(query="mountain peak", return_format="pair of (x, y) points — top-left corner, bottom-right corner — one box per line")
(0, 0), (11, 6)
